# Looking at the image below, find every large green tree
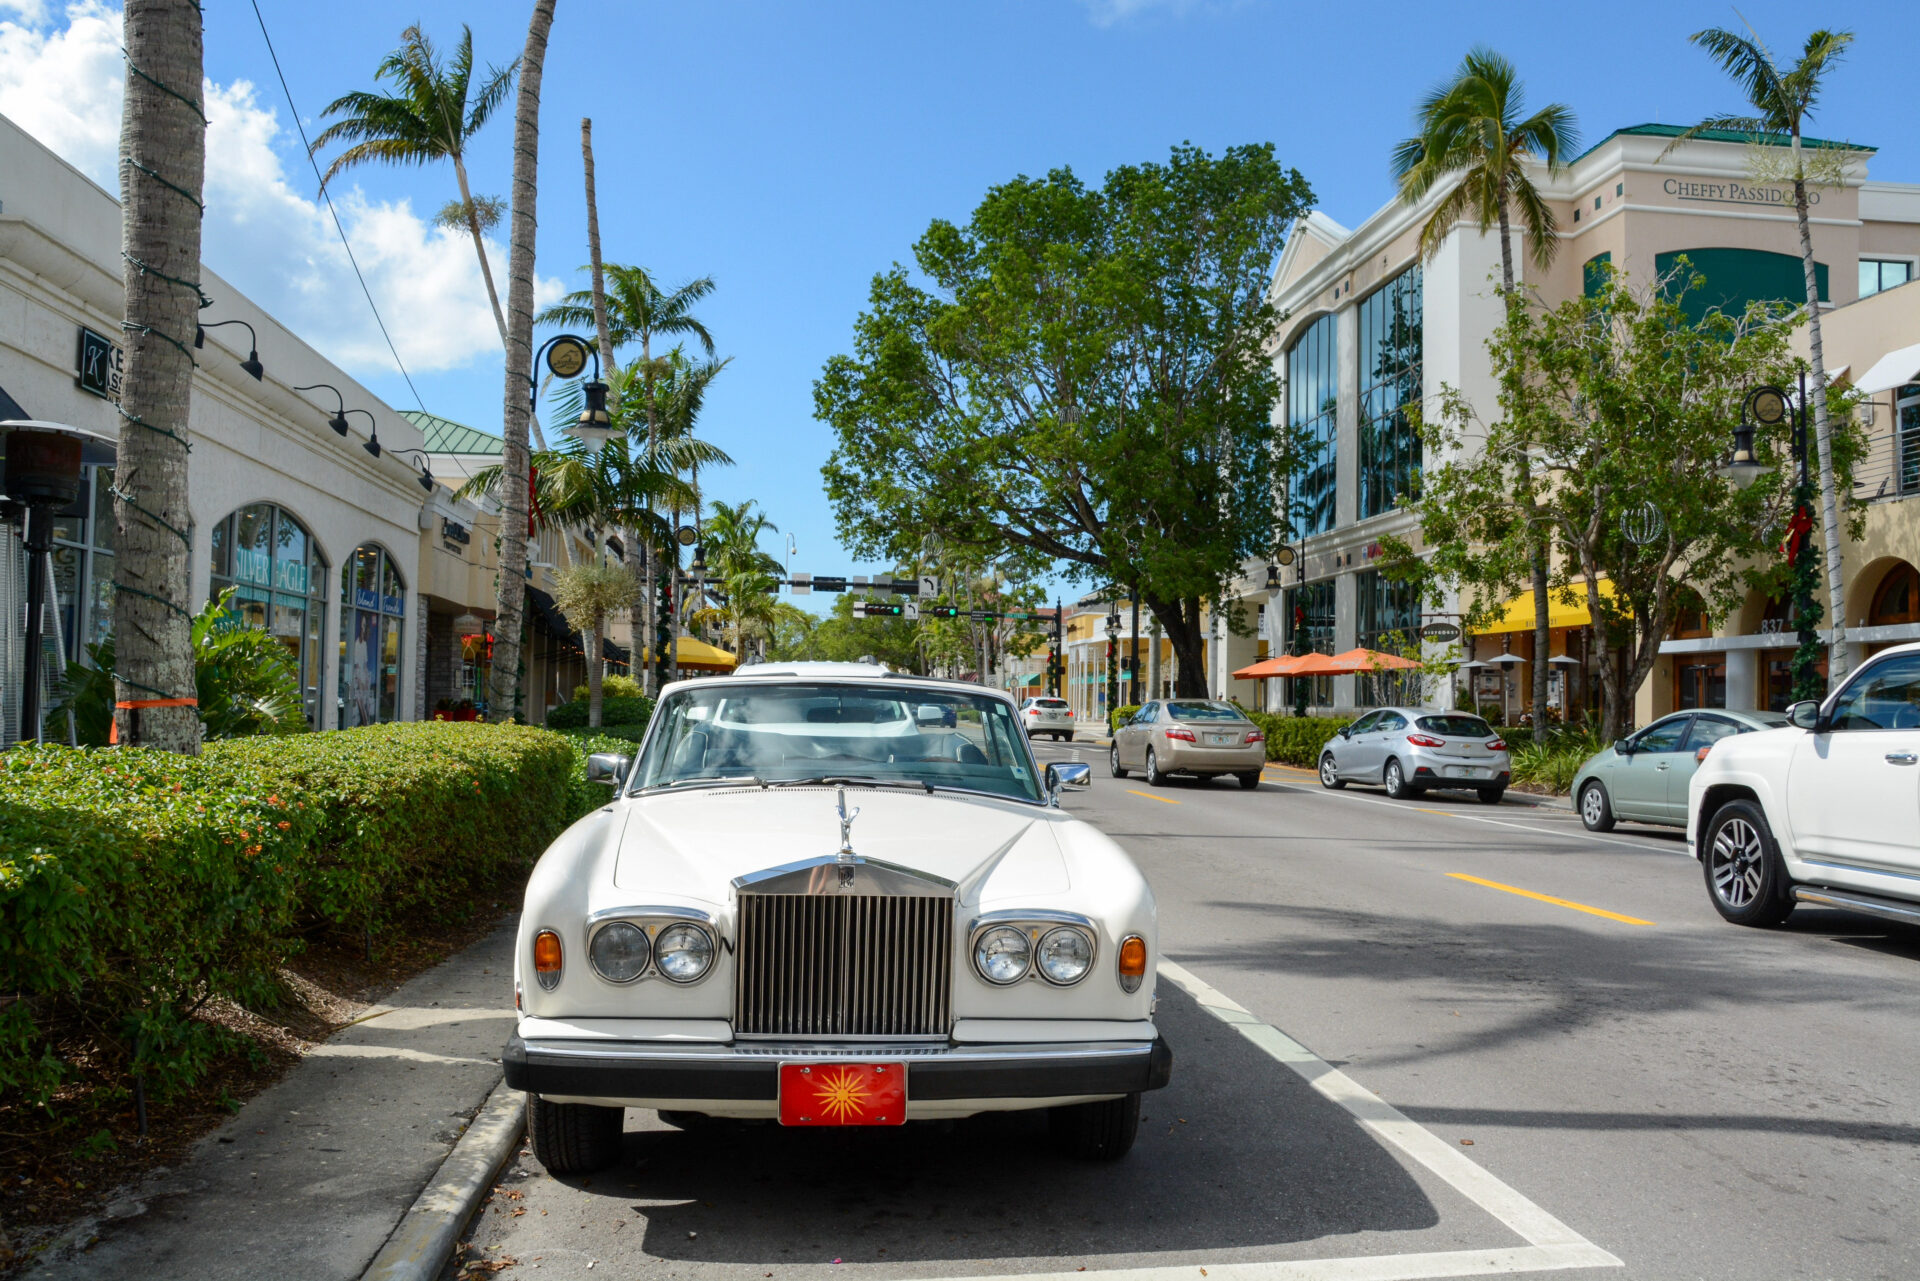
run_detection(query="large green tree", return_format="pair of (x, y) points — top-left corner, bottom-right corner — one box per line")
(1392, 46), (1577, 724)
(1409, 267), (1862, 739)
(311, 23), (518, 346)
(1674, 23), (1857, 689)
(818, 144), (1312, 696)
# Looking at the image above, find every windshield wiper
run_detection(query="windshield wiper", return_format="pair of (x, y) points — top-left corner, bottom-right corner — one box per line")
(643, 775), (767, 793)
(769, 775), (935, 795)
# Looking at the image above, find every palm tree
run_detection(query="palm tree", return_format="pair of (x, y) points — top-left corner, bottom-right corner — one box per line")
(1393, 47), (1577, 728)
(112, 0), (207, 752)
(487, 0), (557, 725)
(311, 24), (518, 346)
(1674, 24), (1855, 688)
(539, 265), (716, 689)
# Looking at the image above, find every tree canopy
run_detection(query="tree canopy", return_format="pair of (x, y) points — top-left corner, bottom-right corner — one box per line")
(817, 142), (1312, 695)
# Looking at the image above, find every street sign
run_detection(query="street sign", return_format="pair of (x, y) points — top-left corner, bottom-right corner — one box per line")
(919, 575), (939, 598)
(888, 577), (920, 596)
(969, 609), (995, 621)
(903, 600), (920, 621)
(812, 576), (848, 593)
(1420, 622), (1461, 643)
(789, 572), (811, 595)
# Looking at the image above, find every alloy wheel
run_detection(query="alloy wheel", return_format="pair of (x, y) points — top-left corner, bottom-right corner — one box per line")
(1319, 754), (1341, 788)
(1710, 818), (1766, 908)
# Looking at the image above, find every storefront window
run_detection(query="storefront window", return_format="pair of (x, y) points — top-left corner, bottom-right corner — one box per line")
(1870, 563), (1918, 627)
(1356, 267), (1423, 520)
(1287, 313), (1339, 539)
(1356, 568), (1420, 706)
(1286, 578), (1337, 709)
(1859, 259), (1912, 299)
(208, 503), (329, 727)
(43, 465), (117, 662)
(1675, 657), (1726, 710)
(339, 544), (406, 727)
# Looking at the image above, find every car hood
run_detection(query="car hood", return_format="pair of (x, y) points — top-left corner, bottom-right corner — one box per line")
(610, 786), (1069, 907)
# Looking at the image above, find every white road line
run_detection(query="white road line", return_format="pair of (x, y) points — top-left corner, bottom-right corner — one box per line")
(922, 1243), (1617, 1281)
(1262, 780), (1681, 856)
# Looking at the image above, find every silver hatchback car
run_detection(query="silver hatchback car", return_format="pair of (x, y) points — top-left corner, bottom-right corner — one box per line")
(1319, 708), (1512, 803)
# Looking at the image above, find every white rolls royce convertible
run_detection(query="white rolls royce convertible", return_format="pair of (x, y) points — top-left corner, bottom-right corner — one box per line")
(505, 664), (1170, 1172)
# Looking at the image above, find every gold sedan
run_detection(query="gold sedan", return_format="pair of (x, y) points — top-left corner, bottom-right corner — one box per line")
(1109, 700), (1266, 789)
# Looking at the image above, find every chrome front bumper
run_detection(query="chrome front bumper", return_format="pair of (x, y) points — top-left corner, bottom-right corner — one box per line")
(504, 1034), (1173, 1103)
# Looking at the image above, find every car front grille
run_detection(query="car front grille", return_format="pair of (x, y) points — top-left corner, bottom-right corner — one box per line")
(733, 893), (954, 1038)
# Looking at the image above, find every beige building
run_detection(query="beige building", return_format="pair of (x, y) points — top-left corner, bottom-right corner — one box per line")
(1, 111), (606, 742)
(1215, 123), (1920, 724)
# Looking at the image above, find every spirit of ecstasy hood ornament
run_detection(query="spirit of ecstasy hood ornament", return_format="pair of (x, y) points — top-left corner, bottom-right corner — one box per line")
(835, 786), (861, 886)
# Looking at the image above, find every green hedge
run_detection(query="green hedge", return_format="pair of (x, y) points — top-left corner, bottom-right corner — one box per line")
(543, 695), (654, 731)
(1246, 712), (1355, 766)
(0, 722), (595, 1110)
(1109, 704), (1140, 734)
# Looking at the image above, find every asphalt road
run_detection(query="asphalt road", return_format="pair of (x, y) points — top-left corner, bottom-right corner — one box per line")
(450, 740), (1920, 1281)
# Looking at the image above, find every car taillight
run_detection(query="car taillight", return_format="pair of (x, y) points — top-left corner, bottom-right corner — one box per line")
(1245, 731), (1265, 743)
(1165, 727), (1197, 742)
(1066, 711), (1073, 717)
(1486, 738), (1506, 751)
(1406, 734), (1445, 748)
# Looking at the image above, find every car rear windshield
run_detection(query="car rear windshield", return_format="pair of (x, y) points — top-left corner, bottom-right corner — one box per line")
(1415, 715), (1496, 737)
(1166, 701), (1244, 721)
(1033, 698), (1068, 708)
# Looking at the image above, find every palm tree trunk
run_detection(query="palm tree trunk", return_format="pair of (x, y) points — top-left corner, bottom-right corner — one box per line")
(112, 0), (205, 754)
(1497, 201), (1553, 729)
(453, 153), (509, 347)
(1790, 133), (1848, 690)
(487, 0), (557, 725)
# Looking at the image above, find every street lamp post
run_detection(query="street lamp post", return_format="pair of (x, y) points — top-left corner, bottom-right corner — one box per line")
(1274, 544), (1308, 717)
(1104, 609), (1120, 728)
(1722, 373), (1822, 703)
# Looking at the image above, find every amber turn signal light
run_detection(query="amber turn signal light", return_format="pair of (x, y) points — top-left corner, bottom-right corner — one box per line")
(1118, 935), (1147, 993)
(533, 929), (563, 990)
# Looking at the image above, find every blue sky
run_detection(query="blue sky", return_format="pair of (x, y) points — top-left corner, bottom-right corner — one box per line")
(5, 0), (1914, 608)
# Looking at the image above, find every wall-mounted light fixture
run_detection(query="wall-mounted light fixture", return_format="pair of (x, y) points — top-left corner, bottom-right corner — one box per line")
(293, 382), (354, 438)
(389, 447), (437, 492)
(196, 318), (264, 381)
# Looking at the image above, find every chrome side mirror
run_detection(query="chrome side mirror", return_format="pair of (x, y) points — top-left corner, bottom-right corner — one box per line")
(1045, 761), (1093, 805)
(1786, 700), (1823, 732)
(586, 752), (632, 786)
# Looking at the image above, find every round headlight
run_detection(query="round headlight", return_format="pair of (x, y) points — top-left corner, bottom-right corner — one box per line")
(1036, 926), (1094, 985)
(974, 925), (1031, 985)
(653, 923), (714, 983)
(588, 921), (650, 983)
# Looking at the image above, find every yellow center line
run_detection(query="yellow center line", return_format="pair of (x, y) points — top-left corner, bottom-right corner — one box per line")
(1447, 872), (1654, 925)
(1126, 789), (1181, 805)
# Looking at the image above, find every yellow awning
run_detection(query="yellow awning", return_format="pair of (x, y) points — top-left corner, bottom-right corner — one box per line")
(1471, 580), (1623, 635)
(639, 636), (738, 669)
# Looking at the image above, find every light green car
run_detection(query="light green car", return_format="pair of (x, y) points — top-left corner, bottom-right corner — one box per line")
(1572, 709), (1789, 831)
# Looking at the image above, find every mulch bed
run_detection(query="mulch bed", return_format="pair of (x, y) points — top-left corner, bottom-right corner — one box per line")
(0, 886), (520, 1274)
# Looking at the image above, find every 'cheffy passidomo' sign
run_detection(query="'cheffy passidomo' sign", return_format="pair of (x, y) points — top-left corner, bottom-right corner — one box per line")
(1662, 178), (1822, 209)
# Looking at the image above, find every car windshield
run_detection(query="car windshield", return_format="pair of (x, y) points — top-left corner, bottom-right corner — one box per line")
(1166, 700), (1244, 722)
(1415, 715), (1496, 737)
(630, 681), (1043, 803)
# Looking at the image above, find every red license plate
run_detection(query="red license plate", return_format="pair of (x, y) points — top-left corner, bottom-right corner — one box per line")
(778, 1062), (906, 1126)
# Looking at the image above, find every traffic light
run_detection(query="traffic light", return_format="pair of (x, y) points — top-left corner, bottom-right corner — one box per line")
(656, 576), (674, 652)
(857, 600), (904, 618)
(922, 605), (960, 619)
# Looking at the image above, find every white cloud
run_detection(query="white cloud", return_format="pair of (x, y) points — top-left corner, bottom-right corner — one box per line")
(1077, 0), (1247, 26)
(0, 2), (559, 376)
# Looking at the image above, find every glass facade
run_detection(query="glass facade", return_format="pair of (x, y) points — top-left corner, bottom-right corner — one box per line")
(1356, 569), (1421, 706)
(1860, 259), (1912, 298)
(1356, 267), (1423, 520)
(338, 544), (406, 727)
(1286, 313), (1339, 539)
(208, 503), (330, 727)
(1285, 578), (1337, 708)
(48, 466), (116, 663)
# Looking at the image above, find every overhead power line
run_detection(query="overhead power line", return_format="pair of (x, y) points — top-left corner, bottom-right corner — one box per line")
(246, 0), (426, 411)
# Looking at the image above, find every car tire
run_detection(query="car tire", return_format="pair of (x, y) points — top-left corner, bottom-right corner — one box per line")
(1144, 749), (1164, 787)
(1050, 1091), (1140, 1160)
(527, 1095), (624, 1174)
(1477, 786), (1505, 805)
(1703, 799), (1795, 928)
(1578, 780), (1616, 831)
(1237, 771), (1262, 790)
(1383, 758), (1413, 799)
(1109, 743), (1128, 779)
(1319, 753), (1345, 789)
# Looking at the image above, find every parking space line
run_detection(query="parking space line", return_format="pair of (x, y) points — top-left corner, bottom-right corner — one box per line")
(1447, 873), (1653, 926)
(1127, 789), (1181, 805)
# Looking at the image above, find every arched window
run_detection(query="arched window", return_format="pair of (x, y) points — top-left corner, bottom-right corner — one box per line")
(1356, 266), (1422, 520)
(1287, 312), (1339, 539)
(1870, 563), (1919, 627)
(339, 544), (406, 727)
(209, 503), (329, 727)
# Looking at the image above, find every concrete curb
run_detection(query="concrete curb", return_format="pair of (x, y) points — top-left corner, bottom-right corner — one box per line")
(361, 1077), (524, 1281)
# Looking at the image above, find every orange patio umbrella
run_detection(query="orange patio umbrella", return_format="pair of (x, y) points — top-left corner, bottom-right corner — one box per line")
(1231, 654), (1304, 679)
(1324, 647), (1423, 673)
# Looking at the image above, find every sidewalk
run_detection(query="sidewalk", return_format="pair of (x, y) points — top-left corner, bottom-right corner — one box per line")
(27, 921), (518, 1281)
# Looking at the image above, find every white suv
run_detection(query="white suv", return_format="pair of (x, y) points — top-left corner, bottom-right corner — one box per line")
(1021, 696), (1075, 741)
(1689, 641), (1920, 928)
